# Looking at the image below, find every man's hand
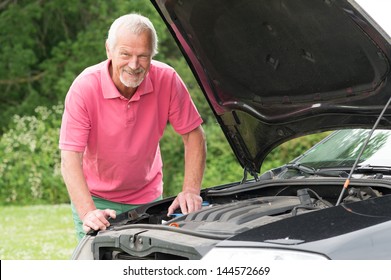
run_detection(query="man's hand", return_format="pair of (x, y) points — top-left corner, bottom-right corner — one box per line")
(167, 191), (202, 216)
(82, 209), (117, 233)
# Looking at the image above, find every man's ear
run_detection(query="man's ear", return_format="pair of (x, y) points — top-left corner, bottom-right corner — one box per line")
(105, 41), (112, 59)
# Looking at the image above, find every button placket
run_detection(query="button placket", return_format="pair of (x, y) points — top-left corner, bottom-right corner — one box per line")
(126, 101), (135, 126)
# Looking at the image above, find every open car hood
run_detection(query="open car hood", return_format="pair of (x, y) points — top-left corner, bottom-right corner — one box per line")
(151, 0), (391, 174)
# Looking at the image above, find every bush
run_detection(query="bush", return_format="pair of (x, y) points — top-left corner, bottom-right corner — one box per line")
(262, 132), (331, 173)
(0, 103), (243, 205)
(160, 122), (243, 197)
(0, 104), (67, 205)
(0, 101), (331, 205)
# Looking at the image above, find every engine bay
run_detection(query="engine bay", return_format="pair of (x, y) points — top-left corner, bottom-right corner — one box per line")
(82, 178), (391, 260)
(105, 178), (391, 236)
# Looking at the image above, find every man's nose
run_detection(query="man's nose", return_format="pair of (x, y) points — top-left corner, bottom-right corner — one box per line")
(127, 56), (139, 69)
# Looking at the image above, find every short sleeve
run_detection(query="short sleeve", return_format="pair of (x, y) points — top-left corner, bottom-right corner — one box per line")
(168, 72), (203, 135)
(59, 81), (91, 152)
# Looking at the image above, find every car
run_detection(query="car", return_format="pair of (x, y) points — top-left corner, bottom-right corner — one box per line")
(71, 0), (391, 260)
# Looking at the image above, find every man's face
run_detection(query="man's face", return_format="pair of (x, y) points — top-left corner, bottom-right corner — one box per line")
(106, 28), (153, 91)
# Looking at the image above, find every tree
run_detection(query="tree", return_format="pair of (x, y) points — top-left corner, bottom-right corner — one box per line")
(0, 0), (223, 204)
(0, 0), (184, 132)
(0, 0), (328, 205)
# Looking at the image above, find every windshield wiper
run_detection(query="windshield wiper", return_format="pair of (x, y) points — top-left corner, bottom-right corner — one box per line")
(286, 163), (348, 178)
(286, 163), (316, 175)
(356, 165), (391, 175)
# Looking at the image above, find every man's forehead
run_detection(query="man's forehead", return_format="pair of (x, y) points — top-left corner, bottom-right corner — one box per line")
(116, 29), (152, 47)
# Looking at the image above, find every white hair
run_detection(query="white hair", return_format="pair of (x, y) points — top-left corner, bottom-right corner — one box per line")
(107, 13), (158, 56)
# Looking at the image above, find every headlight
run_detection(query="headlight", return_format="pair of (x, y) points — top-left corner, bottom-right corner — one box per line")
(202, 247), (328, 260)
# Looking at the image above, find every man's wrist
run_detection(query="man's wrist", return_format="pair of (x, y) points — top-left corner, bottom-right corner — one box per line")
(182, 187), (201, 195)
(79, 207), (97, 220)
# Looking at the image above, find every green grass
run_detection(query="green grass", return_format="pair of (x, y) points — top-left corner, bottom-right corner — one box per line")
(0, 204), (78, 260)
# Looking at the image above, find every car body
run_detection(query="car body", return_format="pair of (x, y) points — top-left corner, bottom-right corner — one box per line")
(72, 0), (391, 260)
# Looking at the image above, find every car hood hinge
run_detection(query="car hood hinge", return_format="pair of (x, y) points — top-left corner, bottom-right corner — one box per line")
(241, 166), (259, 183)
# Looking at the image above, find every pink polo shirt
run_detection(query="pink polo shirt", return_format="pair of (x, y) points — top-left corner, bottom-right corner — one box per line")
(59, 59), (203, 204)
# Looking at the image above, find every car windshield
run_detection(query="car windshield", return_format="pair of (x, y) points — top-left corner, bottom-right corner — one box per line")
(294, 129), (391, 169)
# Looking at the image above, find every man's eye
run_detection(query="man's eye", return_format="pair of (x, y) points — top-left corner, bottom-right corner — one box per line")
(139, 55), (150, 60)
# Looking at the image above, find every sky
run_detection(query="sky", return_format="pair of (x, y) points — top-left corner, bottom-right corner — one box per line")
(355, 0), (391, 36)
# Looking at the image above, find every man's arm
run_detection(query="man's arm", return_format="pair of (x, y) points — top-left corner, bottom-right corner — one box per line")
(61, 150), (116, 232)
(167, 125), (206, 215)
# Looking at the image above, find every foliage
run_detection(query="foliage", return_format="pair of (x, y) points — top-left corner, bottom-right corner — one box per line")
(0, 99), (330, 205)
(163, 56), (216, 123)
(161, 122), (243, 197)
(0, 104), (67, 205)
(261, 132), (331, 173)
(0, 0), (176, 133)
(0, 0), (330, 205)
(0, 0), (218, 205)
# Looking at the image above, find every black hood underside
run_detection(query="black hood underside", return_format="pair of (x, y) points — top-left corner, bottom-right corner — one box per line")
(152, 0), (391, 172)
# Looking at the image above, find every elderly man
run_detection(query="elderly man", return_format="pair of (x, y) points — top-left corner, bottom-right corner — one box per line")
(59, 13), (206, 240)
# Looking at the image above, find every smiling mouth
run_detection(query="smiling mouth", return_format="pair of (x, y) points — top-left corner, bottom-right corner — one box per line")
(125, 70), (137, 76)
(123, 68), (144, 76)
(120, 68), (146, 88)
